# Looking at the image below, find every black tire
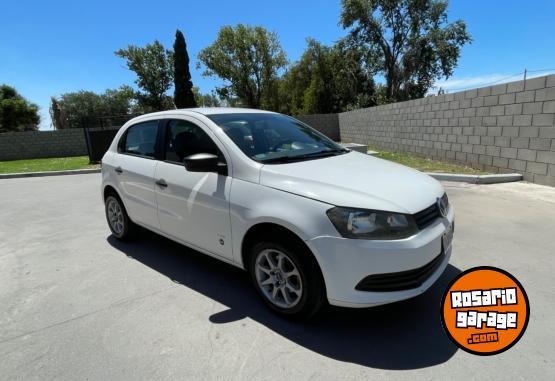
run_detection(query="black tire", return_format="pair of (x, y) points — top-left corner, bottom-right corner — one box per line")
(248, 236), (326, 320)
(104, 193), (136, 241)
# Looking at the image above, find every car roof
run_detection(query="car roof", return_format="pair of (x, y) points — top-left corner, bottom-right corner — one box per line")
(123, 107), (278, 127)
(187, 107), (276, 115)
(139, 107), (277, 117)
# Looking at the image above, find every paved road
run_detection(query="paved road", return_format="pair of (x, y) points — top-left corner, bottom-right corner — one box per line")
(1, 174), (554, 380)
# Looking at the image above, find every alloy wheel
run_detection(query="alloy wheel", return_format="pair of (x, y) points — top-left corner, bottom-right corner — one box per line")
(107, 198), (125, 235)
(255, 249), (303, 309)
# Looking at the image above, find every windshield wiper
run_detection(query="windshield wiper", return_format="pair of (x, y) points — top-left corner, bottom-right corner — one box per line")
(261, 148), (349, 163)
(304, 148), (349, 156)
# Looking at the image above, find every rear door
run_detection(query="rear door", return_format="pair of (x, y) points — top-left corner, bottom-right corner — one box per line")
(154, 118), (233, 260)
(112, 120), (160, 230)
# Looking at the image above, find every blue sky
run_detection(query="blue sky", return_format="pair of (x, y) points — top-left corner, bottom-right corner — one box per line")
(1, 0), (555, 129)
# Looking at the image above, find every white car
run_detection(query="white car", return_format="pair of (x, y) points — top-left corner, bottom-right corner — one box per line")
(101, 108), (454, 319)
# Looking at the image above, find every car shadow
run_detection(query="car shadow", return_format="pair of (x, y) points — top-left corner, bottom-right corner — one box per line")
(107, 230), (460, 370)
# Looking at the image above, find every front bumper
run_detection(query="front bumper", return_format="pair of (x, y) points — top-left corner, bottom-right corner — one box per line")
(306, 206), (454, 308)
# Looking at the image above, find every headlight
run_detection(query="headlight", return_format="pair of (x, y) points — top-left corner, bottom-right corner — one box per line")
(326, 207), (418, 240)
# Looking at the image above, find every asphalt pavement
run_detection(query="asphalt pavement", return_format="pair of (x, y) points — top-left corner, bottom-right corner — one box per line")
(1, 174), (554, 380)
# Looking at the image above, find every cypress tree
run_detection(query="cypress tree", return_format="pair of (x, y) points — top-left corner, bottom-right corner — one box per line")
(173, 29), (197, 108)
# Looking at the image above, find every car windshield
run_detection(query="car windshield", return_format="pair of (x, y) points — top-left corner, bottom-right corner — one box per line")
(207, 113), (347, 163)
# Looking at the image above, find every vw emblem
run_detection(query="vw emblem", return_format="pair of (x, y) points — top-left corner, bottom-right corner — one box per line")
(437, 197), (448, 218)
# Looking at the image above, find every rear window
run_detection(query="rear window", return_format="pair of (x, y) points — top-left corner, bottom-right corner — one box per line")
(120, 121), (159, 158)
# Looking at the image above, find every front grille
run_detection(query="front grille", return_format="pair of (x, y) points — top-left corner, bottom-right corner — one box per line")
(413, 203), (440, 230)
(413, 193), (448, 230)
(355, 251), (445, 292)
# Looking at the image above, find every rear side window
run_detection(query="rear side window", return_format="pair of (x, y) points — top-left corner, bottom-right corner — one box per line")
(120, 121), (159, 158)
(165, 119), (222, 163)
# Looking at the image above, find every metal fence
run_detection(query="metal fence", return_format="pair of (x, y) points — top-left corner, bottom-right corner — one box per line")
(83, 128), (119, 163)
(82, 114), (141, 163)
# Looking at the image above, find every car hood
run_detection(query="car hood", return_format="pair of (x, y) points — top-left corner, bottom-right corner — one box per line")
(259, 151), (444, 214)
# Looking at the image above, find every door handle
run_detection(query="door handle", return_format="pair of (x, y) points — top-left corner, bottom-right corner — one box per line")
(155, 179), (168, 188)
(114, 166), (123, 174)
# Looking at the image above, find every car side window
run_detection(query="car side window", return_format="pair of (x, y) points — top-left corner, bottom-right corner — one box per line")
(120, 121), (159, 158)
(165, 119), (223, 163)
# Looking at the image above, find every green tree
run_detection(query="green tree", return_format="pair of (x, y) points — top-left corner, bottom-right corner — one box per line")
(198, 24), (287, 110)
(0, 85), (40, 132)
(192, 87), (221, 107)
(50, 86), (136, 129)
(331, 39), (376, 110)
(52, 91), (99, 129)
(101, 85), (138, 114)
(281, 39), (334, 115)
(115, 40), (174, 111)
(173, 29), (197, 108)
(280, 39), (375, 115)
(340, 0), (471, 101)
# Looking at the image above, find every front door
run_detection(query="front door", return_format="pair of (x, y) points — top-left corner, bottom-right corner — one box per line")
(154, 118), (233, 260)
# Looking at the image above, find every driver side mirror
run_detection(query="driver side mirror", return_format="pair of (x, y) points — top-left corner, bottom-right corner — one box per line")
(183, 153), (227, 175)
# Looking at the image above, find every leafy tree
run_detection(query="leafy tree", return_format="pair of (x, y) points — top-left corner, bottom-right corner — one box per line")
(50, 86), (137, 129)
(56, 91), (105, 129)
(0, 85), (40, 132)
(281, 39), (334, 115)
(340, 0), (471, 101)
(102, 85), (138, 114)
(192, 87), (221, 107)
(331, 39), (376, 110)
(198, 24), (287, 110)
(173, 29), (197, 108)
(280, 39), (375, 115)
(115, 40), (174, 111)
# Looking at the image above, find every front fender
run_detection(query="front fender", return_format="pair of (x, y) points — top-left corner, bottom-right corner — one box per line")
(229, 179), (338, 267)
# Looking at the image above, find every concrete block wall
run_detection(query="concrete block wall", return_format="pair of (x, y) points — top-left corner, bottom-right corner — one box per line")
(0, 115), (340, 162)
(339, 74), (555, 186)
(297, 113), (340, 141)
(0, 129), (88, 161)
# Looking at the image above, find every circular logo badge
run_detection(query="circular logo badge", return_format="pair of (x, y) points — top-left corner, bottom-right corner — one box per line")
(437, 197), (448, 218)
(441, 266), (529, 355)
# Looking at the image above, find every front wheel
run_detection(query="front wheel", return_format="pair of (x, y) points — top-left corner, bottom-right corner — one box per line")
(248, 239), (326, 320)
(105, 194), (136, 240)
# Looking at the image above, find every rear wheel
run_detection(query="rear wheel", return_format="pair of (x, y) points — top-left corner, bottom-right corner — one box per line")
(105, 194), (136, 240)
(248, 238), (326, 320)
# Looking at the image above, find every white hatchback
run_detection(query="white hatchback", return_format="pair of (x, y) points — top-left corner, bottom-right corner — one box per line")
(101, 108), (454, 319)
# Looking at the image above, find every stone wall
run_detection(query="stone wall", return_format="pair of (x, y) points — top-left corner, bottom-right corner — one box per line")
(297, 113), (340, 141)
(339, 75), (555, 186)
(0, 129), (87, 161)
